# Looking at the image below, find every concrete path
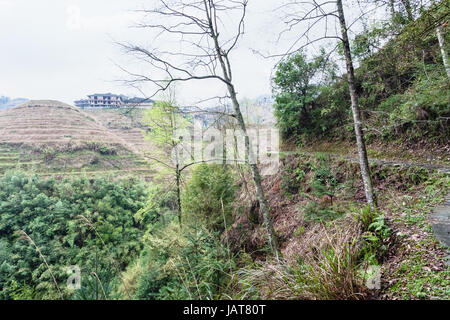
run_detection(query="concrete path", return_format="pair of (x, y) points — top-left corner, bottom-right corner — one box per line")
(281, 150), (450, 264)
(278, 150), (450, 174)
(430, 193), (450, 265)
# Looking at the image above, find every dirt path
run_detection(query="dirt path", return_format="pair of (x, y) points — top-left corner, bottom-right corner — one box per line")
(281, 150), (450, 264)
(280, 150), (450, 173)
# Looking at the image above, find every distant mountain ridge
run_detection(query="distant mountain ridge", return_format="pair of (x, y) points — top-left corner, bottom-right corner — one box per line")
(0, 96), (29, 110)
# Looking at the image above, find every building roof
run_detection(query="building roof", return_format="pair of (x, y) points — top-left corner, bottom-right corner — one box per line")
(125, 97), (155, 104)
(88, 93), (123, 98)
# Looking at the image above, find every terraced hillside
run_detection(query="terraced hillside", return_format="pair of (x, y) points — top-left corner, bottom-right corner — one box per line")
(0, 101), (154, 180)
(0, 100), (124, 144)
(84, 108), (154, 155)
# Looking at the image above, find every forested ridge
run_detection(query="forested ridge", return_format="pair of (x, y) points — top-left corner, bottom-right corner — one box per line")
(0, 0), (449, 300)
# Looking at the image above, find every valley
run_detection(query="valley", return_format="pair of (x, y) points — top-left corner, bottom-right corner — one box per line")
(0, 0), (448, 303)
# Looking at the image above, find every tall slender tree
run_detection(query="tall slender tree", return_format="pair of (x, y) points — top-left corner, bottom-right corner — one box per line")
(269, 0), (377, 209)
(142, 99), (191, 227)
(119, 0), (279, 257)
(431, 0), (450, 79)
(336, 0), (376, 209)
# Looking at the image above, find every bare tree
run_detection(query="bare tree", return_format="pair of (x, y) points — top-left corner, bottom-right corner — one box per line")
(375, 0), (449, 79)
(119, 0), (279, 257)
(142, 98), (190, 227)
(431, 0), (450, 79)
(336, 0), (376, 209)
(268, 0), (377, 209)
(436, 21), (450, 79)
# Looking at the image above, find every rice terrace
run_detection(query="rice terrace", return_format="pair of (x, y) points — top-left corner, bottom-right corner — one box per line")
(0, 100), (155, 181)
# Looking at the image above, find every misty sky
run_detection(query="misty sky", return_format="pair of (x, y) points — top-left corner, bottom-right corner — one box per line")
(0, 0), (374, 106)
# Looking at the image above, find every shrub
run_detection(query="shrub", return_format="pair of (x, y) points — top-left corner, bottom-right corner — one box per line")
(182, 164), (236, 232)
(119, 223), (234, 300)
(42, 146), (56, 161)
(0, 171), (148, 299)
(85, 141), (117, 155)
(307, 155), (340, 201)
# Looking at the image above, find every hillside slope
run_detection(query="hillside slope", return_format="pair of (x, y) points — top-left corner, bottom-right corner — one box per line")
(0, 101), (154, 180)
(83, 108), (154, 155)
(0, 100), (122, 144)
(225, 152), (449, 299)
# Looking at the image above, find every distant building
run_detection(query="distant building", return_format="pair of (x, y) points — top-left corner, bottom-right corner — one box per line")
(0, 96), (29, 110)
(75, 93), (154, 109)
(74, 99), (90, 108)
(125, 97), (154, 108)
(88, 93), (124, 108)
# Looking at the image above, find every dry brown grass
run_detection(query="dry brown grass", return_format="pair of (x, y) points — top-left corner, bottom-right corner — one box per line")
(233, 215), (367, 300)
(84, 108), (156, 154)
(226, 154), (373, 300)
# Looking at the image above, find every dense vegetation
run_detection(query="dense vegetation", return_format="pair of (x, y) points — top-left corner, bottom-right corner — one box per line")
(273, 2), (449, 145)
(1, 154), (447, 300)
(118, 164), (237, 299)
(0, 165), (238, 300)
(0, 0), (448, 301)
(0, 172), (148, 299)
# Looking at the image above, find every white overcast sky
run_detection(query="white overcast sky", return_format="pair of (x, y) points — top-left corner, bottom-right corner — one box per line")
(0, 0), (377, 106)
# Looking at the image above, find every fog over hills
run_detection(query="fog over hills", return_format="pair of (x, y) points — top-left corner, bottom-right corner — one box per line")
(0, 96), (29, 110)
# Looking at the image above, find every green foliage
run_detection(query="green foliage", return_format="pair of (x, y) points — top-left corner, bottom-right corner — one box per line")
(70, 251), (118, 300)
(143, 101), (190, 152)
(280, 158), (311, 195)
(85, 141), (117, 155)
(376, 69), (450, 140)
(351, 23), (385, 61)
(356, 206), (391, 266)
(281, 167), (307, 195)
(0, 171), (148, 299)
(306, 155), (340, 199)
(303, 202), (344, 223)
(182, 164), (236, 232)
(273, 50), (338, 139)
(134, 185), (178, 229)
(9, 280), (37, 300)
(120, 223), (234, 300)
(274, 3), (449, 145)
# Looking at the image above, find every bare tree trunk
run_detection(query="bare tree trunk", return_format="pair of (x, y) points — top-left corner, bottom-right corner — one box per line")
(389, 0), (396, 16)
(228, 86), (280, 259)
(400, 0), (414, 21)
(121, 0), (279, 257)
(176, 166), (182, 227)
(204, 2), (279, 257)
(337, 0), (376, 210)
(436, 24), (450, 79)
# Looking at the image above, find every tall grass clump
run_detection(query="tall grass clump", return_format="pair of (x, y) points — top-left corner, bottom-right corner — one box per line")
(233, 214), (374, 300)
